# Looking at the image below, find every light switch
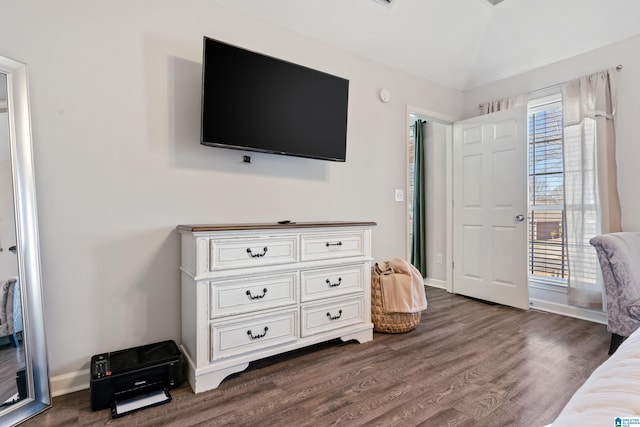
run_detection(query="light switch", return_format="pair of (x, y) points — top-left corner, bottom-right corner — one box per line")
(395, 189), (404, 202)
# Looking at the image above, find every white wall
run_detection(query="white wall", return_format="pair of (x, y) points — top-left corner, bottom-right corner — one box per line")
(425, 121), (448, 283)
(463, 34), (640, 232)
(0, 0), (463, 378)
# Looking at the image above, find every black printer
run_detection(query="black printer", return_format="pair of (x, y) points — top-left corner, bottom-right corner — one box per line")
(90, 340), (183, 417)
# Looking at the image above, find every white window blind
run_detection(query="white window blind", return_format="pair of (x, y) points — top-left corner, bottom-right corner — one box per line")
(528, 96), (567, 283)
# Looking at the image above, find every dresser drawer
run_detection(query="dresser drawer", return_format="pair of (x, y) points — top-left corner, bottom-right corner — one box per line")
(210, 273), (297, 319)
(301, 264), (365, 302)
(211, 310), (298, 360)
(300, 231), (365, 262)
(209, 236), (297, 271)
(300, 296), (364, 337)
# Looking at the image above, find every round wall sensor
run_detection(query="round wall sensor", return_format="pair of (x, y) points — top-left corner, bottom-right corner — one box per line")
(378, 88), (391, 103)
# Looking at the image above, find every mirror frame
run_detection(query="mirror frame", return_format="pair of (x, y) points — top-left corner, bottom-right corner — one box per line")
(0, 56), (51, 425)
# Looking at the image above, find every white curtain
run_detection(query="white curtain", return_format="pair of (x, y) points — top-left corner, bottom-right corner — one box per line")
(562, 69), (621, 309)
(479, 94), (527, 115)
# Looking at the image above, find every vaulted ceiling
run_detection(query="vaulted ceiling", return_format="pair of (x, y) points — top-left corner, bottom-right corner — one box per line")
(211, 0), (640, 90)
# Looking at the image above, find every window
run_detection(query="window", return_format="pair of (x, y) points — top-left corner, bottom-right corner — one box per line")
(528, 96), (567, 284)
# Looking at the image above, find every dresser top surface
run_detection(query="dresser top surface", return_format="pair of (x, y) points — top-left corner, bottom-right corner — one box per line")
(177, 221), (377, 233)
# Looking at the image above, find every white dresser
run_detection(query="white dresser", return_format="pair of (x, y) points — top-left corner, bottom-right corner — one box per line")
(177, 221), (376, 393)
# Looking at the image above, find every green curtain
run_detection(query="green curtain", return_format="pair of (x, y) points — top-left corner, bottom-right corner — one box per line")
(411, 120), (427, 277)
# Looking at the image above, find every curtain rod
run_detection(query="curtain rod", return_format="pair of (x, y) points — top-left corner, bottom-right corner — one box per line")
(478, 64), (623, 108)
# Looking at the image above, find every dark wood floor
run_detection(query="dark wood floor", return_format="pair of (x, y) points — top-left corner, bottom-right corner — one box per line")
(23, 288), (610, 426)
(0, 338), (24, 404)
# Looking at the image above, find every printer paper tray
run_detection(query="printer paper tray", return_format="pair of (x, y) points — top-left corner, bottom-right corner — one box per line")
(111, 388), (172, 418)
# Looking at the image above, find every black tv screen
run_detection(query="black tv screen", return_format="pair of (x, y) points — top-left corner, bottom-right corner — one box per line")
(200, 37), (349, 162)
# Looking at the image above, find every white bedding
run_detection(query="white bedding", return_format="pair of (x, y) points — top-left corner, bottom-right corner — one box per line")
(550, 327), (640, 426)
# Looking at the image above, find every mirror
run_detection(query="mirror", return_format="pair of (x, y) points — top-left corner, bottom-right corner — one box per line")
(0, 56), (50, 425)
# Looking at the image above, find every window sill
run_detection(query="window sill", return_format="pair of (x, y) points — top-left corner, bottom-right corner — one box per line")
(528, 276), (567, 293)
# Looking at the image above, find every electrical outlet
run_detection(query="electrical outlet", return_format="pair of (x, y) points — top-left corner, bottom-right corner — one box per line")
(395, 189), (404, 202)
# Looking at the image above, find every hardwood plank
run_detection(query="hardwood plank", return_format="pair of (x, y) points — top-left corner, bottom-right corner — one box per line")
(22, 288), (610, 427)
(0, 341), (25, 404)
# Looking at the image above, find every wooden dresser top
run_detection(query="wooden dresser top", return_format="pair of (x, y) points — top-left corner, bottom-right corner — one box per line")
(177, 221), (377, 233)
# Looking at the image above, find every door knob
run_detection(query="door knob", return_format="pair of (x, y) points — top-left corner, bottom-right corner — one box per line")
(515, 214), (525, 223)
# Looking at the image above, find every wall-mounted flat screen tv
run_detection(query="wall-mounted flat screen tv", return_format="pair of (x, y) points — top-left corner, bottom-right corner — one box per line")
(200, 37), (349, 162)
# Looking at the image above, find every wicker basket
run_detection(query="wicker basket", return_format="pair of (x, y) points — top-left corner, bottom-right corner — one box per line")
(371, 266), (421, 333)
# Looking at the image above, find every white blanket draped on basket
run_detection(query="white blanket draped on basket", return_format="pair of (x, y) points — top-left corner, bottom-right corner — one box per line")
(376, 258), (427, 314)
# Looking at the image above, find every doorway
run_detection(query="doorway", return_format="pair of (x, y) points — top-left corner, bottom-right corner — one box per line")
(406, 107), (453, 290)
(407, 105), (530, 310)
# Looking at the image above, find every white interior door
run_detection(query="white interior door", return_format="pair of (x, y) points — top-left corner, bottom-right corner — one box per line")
(452, 106), (528, 309)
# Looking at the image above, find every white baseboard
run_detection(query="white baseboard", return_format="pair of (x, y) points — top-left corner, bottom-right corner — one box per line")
(529, 298), (607, 325)
(50, 369), (90, 397)
(425, 278), (447, 290)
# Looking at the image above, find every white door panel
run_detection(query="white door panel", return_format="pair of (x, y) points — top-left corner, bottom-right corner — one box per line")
(453, 106), (528, 309)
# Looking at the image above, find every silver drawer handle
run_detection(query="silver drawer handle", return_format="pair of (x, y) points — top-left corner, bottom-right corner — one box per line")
(326, 309), (343, 321)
